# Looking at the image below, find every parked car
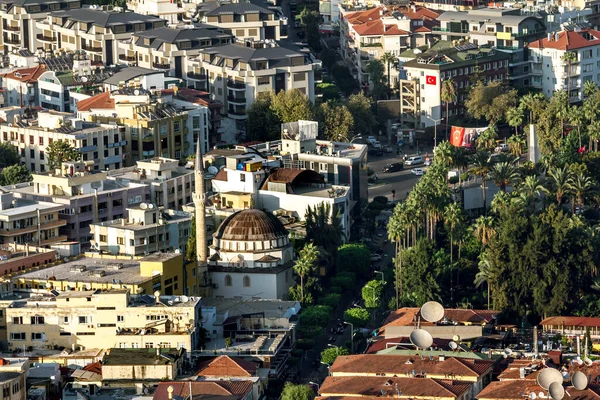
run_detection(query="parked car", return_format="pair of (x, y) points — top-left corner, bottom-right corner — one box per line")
(370, 254), (382, 262)
(424, 158), (433, 166)
(495, 143), (509, 153)
(405, 156), (424, 166)
(383, 163), (404, 173)
(412, 168), (426, 176)
(366, 136), (377, 144)
(372, 141), (382, 150)
(368, 148), (383, 156)
(383, 145), (394, 153)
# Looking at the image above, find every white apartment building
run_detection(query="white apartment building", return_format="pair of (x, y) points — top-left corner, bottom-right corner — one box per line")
(126, 0), (184, 24)
(0, 109), (126, 172)
(200, 2), (284, 41)
(528, 29), (600, 102)
(35, 7), (167, 67)
(102, 67), (167, 92)
(118, 27), (232, 78)
(0, 0), (81, 54)
(1, 65), (47, 108)
(185, 41), (319, 131)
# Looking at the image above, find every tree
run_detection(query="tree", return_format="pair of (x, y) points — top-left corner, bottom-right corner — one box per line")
(362, 279), (384, 309)
(584, 80), (598, 98)
(298, 305), (331, 328)
(246, 92), (282, 142)
(519, 92), (546, 124)
(470, 151), (491, 212)
(507, 134), (526, 159)
(365, 59), (386, 99)
(381, 52), (396, 91)
(561, 51), (577, 101)
(320, 48), (337, 71)
(281, 383), (316, 400)
(0, 164), (31, 185)
(473, 216), (496, 248)
(490, 161), (520, 192)
(476, 125), (498, 151)
(464, 81), (517, 124)
(475, 258), (496, 310)
(305, 202), (344, 255)
(336, 243), (370, 277)
(548, 166), (571, 205)
(444, 202), (463, 265)
(186, 216), (196, 261)
(294, 243), (320, 303)
(270, 89), (314, 123)
(317, 83), (341, 102)
(0, 143), (20, 169)
(47, 139), (78, 171)
(441, 79), (457, 140)
(318, 102), (354, 142)
(569, 105), (585, 149)
(567, 173), (596, 211)
(320, 346), (350, 365)
(298, 8), (321, 53)
(347, 93), (376, 136)
(520, 175), (549, 205)
(344, 307), (370, 327)
(506, 107), (523, 136)
(399, 238), (443, 305)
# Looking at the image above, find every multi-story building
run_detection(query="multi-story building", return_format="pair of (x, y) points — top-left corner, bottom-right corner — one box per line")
(0, 358), (28, 400)
(102, 67), (167, 93)
(1, 65), (47, 108)
(0, 0), (81, 54)
(101, 348), (185, 383)
(77, 87), (211, 163)
(528, 29), (600, 103)
(200, 3), (284, 41)
(5, 289), (201, 354)
(412, 0), (484, 11)
(339, 6), (440, 85)
(89, 204), (192, 256)
(435, 8), (546, 88)
(0, 109), (126, 173)
(0, 244), (57, 276)
(185, 41), (319, 129)
(35, 7), (167, 66)
(119, 27), (233, 78)
(8, 161), (149, 248)
(400, 41), (511, 128)
(125, 0), (185, 24)
(0, 192), (66, 246)
(108, 158), (196, 210)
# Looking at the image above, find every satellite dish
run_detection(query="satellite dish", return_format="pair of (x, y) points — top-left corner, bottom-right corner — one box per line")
(529, 392), (537, 400)
(549, 382), (565, 400)
(140, 203), (148, 209)
(180, 295), (189, 302)
(537, 368), (564, 390)
(208, 166), (219, 175)
(449, 341), (458, 350)
(584, 357), (593, 366)
(453, 335), (461, 342)
(148, 204), (155, 209)
(420, 301), (444, 323)
(134, 89), (140, 96)
(409, 329), (433, 349)
(504, 348), (513, 356)
(572, 371), (588, 390)
(81, 76), (88, 83)
(154, 290), (161, 298)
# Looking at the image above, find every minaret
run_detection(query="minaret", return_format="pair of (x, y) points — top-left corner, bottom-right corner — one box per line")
(193, 137), (209, 296)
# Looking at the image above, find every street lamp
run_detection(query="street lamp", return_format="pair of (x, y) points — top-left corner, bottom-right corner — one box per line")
(309, 382), (320, 391)
(344, 321), (354, 353)
(374, 270), (385, 283)
(426, 116), (442, 148)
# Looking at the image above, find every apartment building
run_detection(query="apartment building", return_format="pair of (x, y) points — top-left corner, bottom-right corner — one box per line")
(0, 358), (28, 400)
(0, 109), (126, 173)
(125, 0), (185, 24)
(185, 41), (319, 130)
(77, 87), (210, 163)
(435, 8), (546, 88)
(1, 65), (47, 108)
(412, 0), (484, 11)
(5, 289), (201, 354)
(36, 7), (167, 66)
(102, 348), (185, 382)
(200, 2), (283, 41)
(0, 0), (81, 54)
(0, 192), (66, 247)
(119, 27), (233, 78)
(0, 244), (57, 276)
(89, 204), (192, 256)
(8, 161), (149, 248)
(400, 41), (511, 128)
(528, 29), (600, 103)
(108, 158), (196, 210)
(340, 6), (440, 86)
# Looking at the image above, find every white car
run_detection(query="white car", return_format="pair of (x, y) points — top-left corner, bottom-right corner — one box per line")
(405, 156), (424, 166)
(424, 158), (433, 166)
(372, 141), (382, 150)
(370, 254), (382, 262)
(412, 168), (425, 176)
(366, 136), (377, 145)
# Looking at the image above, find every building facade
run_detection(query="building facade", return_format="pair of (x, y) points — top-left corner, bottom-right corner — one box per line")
(200, 3), (284, 41)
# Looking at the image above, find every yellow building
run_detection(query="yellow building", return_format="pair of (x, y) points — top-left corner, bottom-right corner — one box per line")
(5, 289), (200, 355)
(12, 252), (198, 296)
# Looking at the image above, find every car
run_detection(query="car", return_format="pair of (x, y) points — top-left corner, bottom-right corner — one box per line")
(405, 156), (424, 166)
(424, 158), (433, 166)
(383, 163), (404, 173)
(372, 141), (382, 150)
(370, 254), (382, 262)
(366, 136), (377, 145)
(383, 145), (394, 153)
(368, 148), (383, 156)
(495, 144), (509, 153)
(412, 168), (425, 176)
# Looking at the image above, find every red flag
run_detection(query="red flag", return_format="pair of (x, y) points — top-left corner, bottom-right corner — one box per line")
(578, 146), (586, 154)
(425, 75), (437, 85)
(450, 126), (465, 147)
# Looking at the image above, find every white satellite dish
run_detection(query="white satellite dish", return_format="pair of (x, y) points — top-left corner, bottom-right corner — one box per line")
(81, 76), (88, 83)
(449, 341), (458, 350)
(539, 392), (546, 399)
(572, 371), (588, 390)
(180, 295), (189, 302)
(549, 382), (565, 400)
(453, 335), (461, 342)
(134, 89), (140, 96)
(584, 357), (593, 366)
(504, 348), (513, 356)
(154, 290), (161, 298)
(537, 368), (564, 390)
(529, 392), (537, 400)
(208, 166), (219, 175)
(140, 202), (148, 209)
(420, 301), (444, 323)
(409, 329), (433, 349)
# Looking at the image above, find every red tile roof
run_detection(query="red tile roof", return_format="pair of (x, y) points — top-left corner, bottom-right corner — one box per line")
(196, 355), (258, 377)
(319, 376), (472, 398)
(528, 29), (600, 51)
(2, 65), (47, 83)
(540, 316), (600, 328)
(346, 7), (382, 24)
(330, 354), (493, 378)
(154, 381), (253, 400)
(397, 5), (441, 19)
(82, 362), (102, 375)
(381, 307), (498, 331)
(477, 380), (600, 399)
(497, 360), (546, 381)
(352, 19), (410, 36)
(76, 92), (115, 112)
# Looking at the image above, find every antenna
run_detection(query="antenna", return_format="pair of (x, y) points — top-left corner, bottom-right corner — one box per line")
(409, 329), (434, 350)
(537, 368), (564, 390)
(420, 301), (444, 323)
(549, 382), (565, 400)
(572, 371), (588, 390)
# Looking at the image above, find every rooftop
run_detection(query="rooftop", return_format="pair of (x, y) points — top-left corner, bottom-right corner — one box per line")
(103, 66), (163, 87)
(50, 8), (165, 28)
(133, 27), (231, 50)
(198, 43), (310, 67)
(437, 8), (541, 25)
(0, 198), (64, 219)
(90, 210), (191, 231)
(382, 307), (498, 330)
(477, 380), (600, 399)
(2, 65), (47, 83)
(402, 42), (511, 70)
(153, 381), (253, 400)
(528, 29), (600, 51)
(103, 348), (182, 366)
(200, 298), (300, 320)
(196, 355), (258, 377)
(206, 2), (273, 16)
(76, 92), (115, 112)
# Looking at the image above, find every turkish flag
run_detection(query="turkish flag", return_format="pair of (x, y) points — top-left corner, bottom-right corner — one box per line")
(578, 146), (586, 154)
(450, 126), (465, 147)
(426, 75), (437, 85)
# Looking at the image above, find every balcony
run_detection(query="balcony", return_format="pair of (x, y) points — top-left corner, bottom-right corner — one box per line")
(227, 110), (247, 119)
(227, 95), (246, 104)
(4, 37), (19, 45)
(153, 61), (170, 70)
(227, 80), (246, 90)
(187, 72), (207, 80)
(40, 235), (68, 246)
(432, 27), (469, 33)
(360, 42), (381, 47)
(82, 43), (102, 53)
(495, 45), (519, 50)
(0, 218), (66, 236)
(3, 25), (19, 32)
(119, 54), (136, 62)
(512, 28), (545, 38)
(36, 33), (55, 42)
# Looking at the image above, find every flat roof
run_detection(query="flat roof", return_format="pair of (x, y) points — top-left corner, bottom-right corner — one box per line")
(0, 199), (64, 218)
(201, 298), (300, 319)
(90, 212), (190, 231)
(103, 348), (181, 366)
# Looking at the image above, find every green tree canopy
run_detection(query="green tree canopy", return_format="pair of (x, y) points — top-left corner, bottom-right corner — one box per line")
(347, 93), (376, 136)
(318, 102), (354, 142)
(365, 59), (387, 99)
(47, 139), (79, 171)
(271, 89), (314, 123)
(465, 81), (518, 124)
(362, 279), (384, 309)
(344, 307), (370, 327)
(0, 164), (31, 185)
(336, 243), (370, 277)
(298, 305), (331, 328)
(0, 143), (20, 169)
(320, 346), (350, 366)
(281, 383), (316, 400)
(246, 92), (282, 142)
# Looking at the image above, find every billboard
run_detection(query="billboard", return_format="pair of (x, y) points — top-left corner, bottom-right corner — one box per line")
(450, 126), (488, 148)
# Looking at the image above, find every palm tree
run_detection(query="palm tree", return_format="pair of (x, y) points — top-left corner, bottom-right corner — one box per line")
(434, 141), (454, 167)
(444, 203), (462, 265)
(387, 204), (408, 308)
(548, 166), (571, 206)
(476, 125), (498, 151)
(589, 120), (600, 152)
(520, 175), (549, 205)
(567, 173), (597, 212)
(441, 79), (457, 140)
(473, 215), (496, 248)
(470, 151), (491, 213)
(475, 258), (495, 310)
(584, 80), (598, 98)
(506, 107), (524, 136)
(305, 202), (344, 255)
(569, 105), (585, 149)
(519, 92), (546, 125)
(561, 51), (578, 103)
(293, 243), (320, 302)
(490, 161), (520, 192)
(381, 52), (396, 93)
(507, 134), (526, 159)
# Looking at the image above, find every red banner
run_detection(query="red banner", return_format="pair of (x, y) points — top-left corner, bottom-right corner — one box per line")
(450, 126), (465, 147)
(425, 75), (437, 85)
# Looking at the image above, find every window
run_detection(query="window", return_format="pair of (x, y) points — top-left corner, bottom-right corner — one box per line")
(117, 315), (124, 322)
(12, 317), (22, 324)
(61, 316), (69, 324)
(99, 235), (107, 242)
(30, 316), (44, 325)
(257, 76), (270, 85)
(583, 63), (594, 73)
(240, 174), (245, 182)
(225, 275), (232, 286)
(117, 237), (124, 245)
(293, 72), (306, 82)
(40, 151), (44, 160)
(31, 332), (44, 340)
(78, 316), (92, 324)
(582, 49), (592, 59)
(9, 332), (25, 340)
(39, 137), (43, 145)
(243, 275), (250, 287)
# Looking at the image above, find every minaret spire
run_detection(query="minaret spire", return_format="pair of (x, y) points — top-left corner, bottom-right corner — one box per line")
(193, 136), (208, 295)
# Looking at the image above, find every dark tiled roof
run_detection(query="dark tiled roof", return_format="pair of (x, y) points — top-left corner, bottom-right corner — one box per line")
(200, 44), (307, 67)
(206, 3), (273, 16)
(540, 316), (600, 327)
(103, 348), (182, 366)
(214, 209), (288, 242)
(50, 8), (165, 27)
(134, 27), (232, 50)
(103, 67), (161, 86)
(478, 380), (600, 399)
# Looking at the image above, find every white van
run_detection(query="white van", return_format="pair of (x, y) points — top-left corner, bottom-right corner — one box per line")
(405, 156), (424, 166)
